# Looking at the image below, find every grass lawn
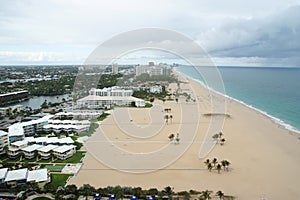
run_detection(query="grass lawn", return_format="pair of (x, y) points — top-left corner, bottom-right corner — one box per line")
(54, 151), (86, 163)
(97, 113), (110, 121)
(44, 164), (65, 172)
(37, 158), (56, 163)
(51, 173), (73, 188)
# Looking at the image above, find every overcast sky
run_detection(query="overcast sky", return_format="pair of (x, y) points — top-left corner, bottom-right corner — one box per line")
(0, 0), (299, 66)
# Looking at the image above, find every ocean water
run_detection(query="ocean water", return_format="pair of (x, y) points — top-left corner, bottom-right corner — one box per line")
(175, 66), (300, 133)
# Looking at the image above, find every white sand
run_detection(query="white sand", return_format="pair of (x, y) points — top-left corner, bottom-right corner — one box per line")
(68, 72), (300, 200)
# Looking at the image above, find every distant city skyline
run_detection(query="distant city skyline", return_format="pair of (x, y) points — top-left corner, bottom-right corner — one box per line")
(0, 0), (300, 67)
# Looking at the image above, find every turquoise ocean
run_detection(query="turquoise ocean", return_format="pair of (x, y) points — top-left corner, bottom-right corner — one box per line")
(175, 66), (300, 133)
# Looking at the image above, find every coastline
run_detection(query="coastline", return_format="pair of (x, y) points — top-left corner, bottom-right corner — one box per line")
(174, 68), (300, 135)
(69, 70), (300, 199)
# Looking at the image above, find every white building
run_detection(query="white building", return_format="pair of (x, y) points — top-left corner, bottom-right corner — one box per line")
(52, 145), (76, 160)
(89, 87), (133, 97)
(22, 144), (42, 159)
(8, 123), (25, 143)
(135, 65), (148, 76)
(26, 168), (49, 183)
(37, 145), (58, 160)
(8, 115), (53, 138)
(4, 168), (28, 186)
(135, 64), (171, 77)
(44, 119), (90, 133)
(54, 111), (102, 120)
(2, 168), (49, 186)
(149, 85), (163, 93)
(77, 87), (145, 108)
(7, 140), (28, 158)
(0, 168), (8, 184)
(0, 131), (8, 155)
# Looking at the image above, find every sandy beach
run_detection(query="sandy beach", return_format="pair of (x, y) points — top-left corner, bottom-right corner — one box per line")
(68, 72), (300, 200)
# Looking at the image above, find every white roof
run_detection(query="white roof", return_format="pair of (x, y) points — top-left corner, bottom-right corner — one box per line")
(8, 123), (24, 137)
(38, 144), (58, 153)
(55, 112), (100, 116)
(45, 137), (59, 144)
(4, 168), (28, 182)
(58, 137), (74, 144)
(0, 168), (8, 180)
(24, 137), (35, 143)
(27, 168), (48, 182)
(48, 120), (90, 125)
(0, 130), (8, 137)
(8, 115), (53, 137)
(77, 95), (145, 102)
(11, 140), (28, 147)
(43, 124), (89, 130)
(22, 144), (42, 152)
(21, 115), (53, 127)
(52, 145), (76, 153)
(24, 136), (74, 145)
(34, 137), (48, 143)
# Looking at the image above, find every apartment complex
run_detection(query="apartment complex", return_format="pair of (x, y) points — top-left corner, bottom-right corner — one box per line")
(8, 115), (53, 140)
(135, 63), (171, 77)
(7, 136), (75, 160)
(43, 119), (90, 133)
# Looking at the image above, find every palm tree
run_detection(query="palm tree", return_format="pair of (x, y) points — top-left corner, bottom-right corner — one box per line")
(216, 191), (224, 199)
(168, 134), (175, 141)
(220, 138), (225, 145)
(207, 163), (213, 172)
(225, 160), (230, 171)
(218, 132), (223, 139)
(221, 160), (227, 171)
(212, 158), (218, 166)
(199, 190), (211, 200)
(169, 115), (173, 123)
(164, 115), (169, 124)
(204, 159), (210, 166)
(216, 164), (222, 174)
(175, 134), (180, 144)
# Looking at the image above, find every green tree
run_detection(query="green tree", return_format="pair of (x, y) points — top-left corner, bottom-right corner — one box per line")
(65, 184), (78, 195)
(79, 184), (95, 200)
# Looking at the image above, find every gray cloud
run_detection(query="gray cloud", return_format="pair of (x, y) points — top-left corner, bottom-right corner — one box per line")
(202, 6), (300, 62)
(0, 0), (299, 66)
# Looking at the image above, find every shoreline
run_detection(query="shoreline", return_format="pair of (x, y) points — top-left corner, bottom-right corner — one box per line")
(174, 68), (300, 135)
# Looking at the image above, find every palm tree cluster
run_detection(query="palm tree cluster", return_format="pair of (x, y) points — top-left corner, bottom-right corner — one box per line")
(164, 108), (172, 112)
(164, 114), (173, 124)
(168, 133), (180, 144)
(204, 158), (231, 173)
(212, 132), (226, 145)
(198, 189), (226, 200)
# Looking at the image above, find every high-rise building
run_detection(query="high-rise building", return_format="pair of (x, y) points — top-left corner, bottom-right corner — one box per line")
(112, 63), (118, 74)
